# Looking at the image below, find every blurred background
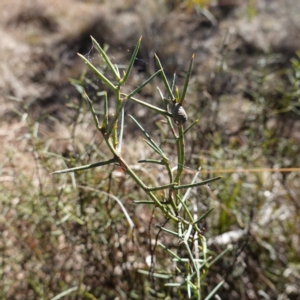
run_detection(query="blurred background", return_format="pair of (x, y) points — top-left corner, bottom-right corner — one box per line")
(0, 0), (300, 299)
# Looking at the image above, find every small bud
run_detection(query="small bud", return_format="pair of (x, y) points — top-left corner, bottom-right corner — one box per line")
(171, 102), (188, 125)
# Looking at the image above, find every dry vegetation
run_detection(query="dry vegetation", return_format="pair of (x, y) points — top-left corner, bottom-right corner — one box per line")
(0, 0), (300, 299)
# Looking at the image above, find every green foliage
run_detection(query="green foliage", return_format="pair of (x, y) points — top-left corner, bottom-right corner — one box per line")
(53, 36), (224, 299)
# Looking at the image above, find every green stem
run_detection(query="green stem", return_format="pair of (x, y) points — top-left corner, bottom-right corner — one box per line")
(104, 136), (179, 222)
(174, 126), (185, 183)
(112, 88), (121, 149)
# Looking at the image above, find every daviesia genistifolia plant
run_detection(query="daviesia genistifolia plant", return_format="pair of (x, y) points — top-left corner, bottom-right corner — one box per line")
(53, 36), (227, 299)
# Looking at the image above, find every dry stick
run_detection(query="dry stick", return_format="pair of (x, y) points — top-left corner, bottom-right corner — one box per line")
(199, 167), (300, 174)
(176, 167), (300, 175)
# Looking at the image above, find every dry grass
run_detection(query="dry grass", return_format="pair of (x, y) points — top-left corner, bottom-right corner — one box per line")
(1, 0), (300, 299)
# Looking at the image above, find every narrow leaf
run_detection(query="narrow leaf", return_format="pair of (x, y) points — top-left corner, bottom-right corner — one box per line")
(193, 207), (214, 224)
(204, 281), (224, 300)
(207, 247), (231, 269)
(144, 139), (166, 158)
(154, 54), (174, 99)
(129, 115), (168, 160)
(123, 94), (171, 117)
(77, 53), (116, 92)
(91, 36), (120, 80)
(158, 242), (182, 260)
(180, 54), (194, 105)
(138, 270), (172, 279)
(147, 183), (176, 191)
(83, 92), (101, 131)
(52, 158), (116, 174)
(184, 119), (199, 135)
(174, 176), (222, 189)
(134, 200), (156, 204)
(155, 226), (180, 237)
(50, 287), (78, 300)
(138, 159), (165, 165)
(120, 36), (142, 84)
(127, 68), (162, 98)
